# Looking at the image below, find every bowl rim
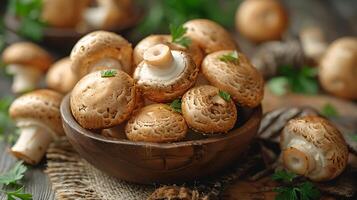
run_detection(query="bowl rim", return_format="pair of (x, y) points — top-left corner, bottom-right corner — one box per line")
(61, 94), (262, 149)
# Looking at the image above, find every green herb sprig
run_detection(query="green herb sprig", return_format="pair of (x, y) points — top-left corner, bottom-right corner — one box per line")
(320, 103), (339, 118)
(219, 90), (231, 102)
(101, 69), (117, 78)
(4, 187), (32, 200)
(219, 51), (239, 64)
(170, 99), (182, 113)
(170, 24), (191, 48)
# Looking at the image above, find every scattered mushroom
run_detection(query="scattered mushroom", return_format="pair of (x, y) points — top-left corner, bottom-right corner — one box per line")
(299, 26), (328, 64)
(202, 50), (264, 108)
(133, 34), (203, 67)
(9, 89), (63, 165)
(70, 31), (132, 78)
(235, 0), (288, 43)
(134, 44), (198, 102)
(182, 85), (237, 134)
(46, 57), (78, 94)
(125, 104), (187, 143)
(319, 37), (357, 100)
(2, 42), (53, 93)
(280, 116), (349, 181)
(70, 69), (136, 129)
(183, 19), (237, 54)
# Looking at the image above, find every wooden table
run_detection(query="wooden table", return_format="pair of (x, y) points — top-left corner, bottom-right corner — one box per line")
(0, 0), (356, 199)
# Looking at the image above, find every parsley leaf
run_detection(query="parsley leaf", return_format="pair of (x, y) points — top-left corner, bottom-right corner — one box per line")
(351, 134), (357, 142)
(299, 182), (321, 200)
(0, 161), (27, 186)
(170, 24), (191, 48)
(101, 69), (117, 78)
(5, 187), (33, 200)
(320, 103), (339, 118)
(170, 99), (182, 113)
(219, 90), (231, 102)
(219, 51), (239, 64)
(272, 170), (297, 182)
(267, 77), (290, 96)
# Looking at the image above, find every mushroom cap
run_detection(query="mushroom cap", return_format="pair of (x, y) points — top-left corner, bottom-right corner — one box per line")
(280, 116), (349, 181)
(70, 31), (133, 78)
(46, 57), (78, 94)
(2, 42), (53, 71)
(202, 50), (264, 108)
(183, 19), (237, 54)
(134, 49), (199, 103)
(42, 0), (89, 28)
(133, 34), (203, 67)
(9, 89), (64, 136)
(182, 85), (237, 134)
(235, 0), (288, 43)
(319, 37), (357, 100)
(125, 104), (187, 143)
(70, 69), (136, 129)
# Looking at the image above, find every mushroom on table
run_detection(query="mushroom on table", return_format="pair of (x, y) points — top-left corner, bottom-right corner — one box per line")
(280, 116), (349, 181)
(134, 44), (198, 102)
(9, 89), (63, 165)
(2, 42), (53, 93)
(299, 26), (328, 64)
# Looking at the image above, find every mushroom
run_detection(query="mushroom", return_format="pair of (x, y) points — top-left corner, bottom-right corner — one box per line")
(183, 19), (237, 54)
(133, 34), (203, 67)
(235, 0), (288, 43)
(83, 0), (135, 30)
(41, 0), (89, 28)
(280, 116), (349, 181)
(134, 44), (198, 102)
(46, 57), (78, 94)
(201, 50), (264, 108)
(9, 89), (63, 165)
(299, 26), (328, 64)
(2, 42), (53, 94)
(182, 85), (237, 134)
(70, 69), (136, 129)
(319, 37), (357, 100)
(70, 31), (132, 78)
(125, 104), (187, 143)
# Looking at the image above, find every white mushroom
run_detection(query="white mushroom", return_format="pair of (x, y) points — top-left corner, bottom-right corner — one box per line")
(2, 42), (53, 94)
(134, 44), (198, 102)
(299, 26), (328, 64)
(9, 89), (64, 165)
(280, 116), (349, 181)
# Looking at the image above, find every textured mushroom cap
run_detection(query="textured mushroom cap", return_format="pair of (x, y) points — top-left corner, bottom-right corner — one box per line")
(46, 57), (78, 94)
(280, 116), (349, 181)
(133, 34), (203, 67)
(125, 104), (187, 143)
(2, 42), (53, 71)
(182, 85), (237, 134)
(134, 50), (199, 102)
(9, 89), (64, 136)
(235, 0), (288, 43)
(183, 19), (236, 54)
(70, 69), (136, 129)
(202, 50), (264, 108)
(70, 31), (133, 78)
(319, 37), (357, 100)
(42, 0), (89, 28)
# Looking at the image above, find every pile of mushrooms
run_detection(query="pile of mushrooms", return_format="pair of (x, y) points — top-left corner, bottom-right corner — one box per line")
(68, 19), (264, 143)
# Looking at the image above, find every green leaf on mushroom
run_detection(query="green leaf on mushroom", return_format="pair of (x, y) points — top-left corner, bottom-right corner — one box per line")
(219, 90), (231, 102)
(219, 51), (239, 64)
(170, 24), (191, 48)
(272, 170), (297, 182)
(101, 69), (117, 78)
(0, 161), (27, 186)
(170, 99), (182, 113)
(320, 103), (339, 118)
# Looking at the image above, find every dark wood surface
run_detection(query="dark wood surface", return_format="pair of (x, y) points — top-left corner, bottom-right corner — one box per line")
(0, 0), (356, 199)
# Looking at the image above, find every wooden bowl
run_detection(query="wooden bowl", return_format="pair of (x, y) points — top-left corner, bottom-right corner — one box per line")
(60, 94), (262, 184)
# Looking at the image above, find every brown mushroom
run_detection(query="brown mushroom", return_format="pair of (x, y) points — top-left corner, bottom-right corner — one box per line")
(70, 31), (132, 78)
(2, 42), (53, 93)
(9, 89), (63, 165)
(202, 50), (264, 108)
(46, 57), (78, 93)
(183, 19), (237, 54)
(280, 116), (349, 181)
(133, 34), (203, 67)
(70, 69), (136, 129)
(319, 37), (357, 100)
(42, 0), (89, 28)
(235, 0), (288, 43)
(125, 104), (187, 143)
(134, 44), (198, 102)
(181, 85), (237, 134)
(299, 26), (328, 64)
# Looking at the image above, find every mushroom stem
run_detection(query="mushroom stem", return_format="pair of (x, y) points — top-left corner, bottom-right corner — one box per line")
(84, 6), (108, 28)
(11, 126), (53, 165)
(90, 58), (122, 72)
(143, 44), (173, 69)
(282, 146), (315, 176)
(6, 64), (42, 93)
